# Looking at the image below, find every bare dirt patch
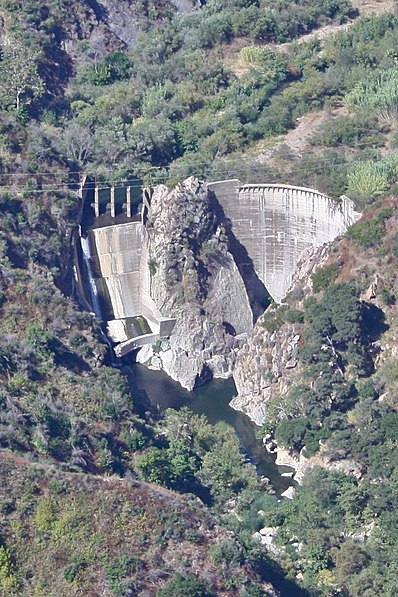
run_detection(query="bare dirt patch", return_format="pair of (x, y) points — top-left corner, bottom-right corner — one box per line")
(353, 0), (397, 15)
(276, 0), (396, 50)
(256, 106), (348, 165)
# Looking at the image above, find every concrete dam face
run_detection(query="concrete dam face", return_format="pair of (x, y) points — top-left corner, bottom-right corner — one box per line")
(76, 183), (176, 357)
(77, 178), (360, 358)
(208, 180), (361, 303)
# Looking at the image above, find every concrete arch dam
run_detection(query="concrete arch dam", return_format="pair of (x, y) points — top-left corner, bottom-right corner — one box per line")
(77, 178), (360, 358)
(208, 180), (361, 303)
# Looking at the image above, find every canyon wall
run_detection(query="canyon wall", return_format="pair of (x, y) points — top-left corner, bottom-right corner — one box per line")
(80, 177), (253, 390)
(134, 178), (253, 390)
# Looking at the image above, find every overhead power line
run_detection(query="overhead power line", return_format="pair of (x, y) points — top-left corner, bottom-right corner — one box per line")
(0, 145), (395, 193)
(0, 134), (390, 180)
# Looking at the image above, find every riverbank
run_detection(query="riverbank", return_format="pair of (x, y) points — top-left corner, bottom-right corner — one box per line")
(130, 363), (293, 494)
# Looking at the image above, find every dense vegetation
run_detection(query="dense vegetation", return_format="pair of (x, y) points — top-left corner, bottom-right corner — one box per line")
(1, 0), (397, 200)
(1, 0), (398, 595)
(0, 456), (280, 596)
(254, 197), (398, 594)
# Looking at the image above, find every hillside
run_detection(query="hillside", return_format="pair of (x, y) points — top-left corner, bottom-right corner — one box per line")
(0, 0), (398, 596)
(227, 194), (398, 595)
(0, 454), (280, 596)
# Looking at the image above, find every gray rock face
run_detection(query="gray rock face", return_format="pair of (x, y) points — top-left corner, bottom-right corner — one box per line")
(97, 0), (197, 48)
(136, 177), (253, 390)
(171, 0), (197, 13)
(276, 444), (364, 485)
(231, 320), (302, 426)
(63, 0), (197, 60)
(231, 242), (337, 425)
(97, 0), (140, 47)
(281, 486), (296, 500)
(232, 240), (366, 485)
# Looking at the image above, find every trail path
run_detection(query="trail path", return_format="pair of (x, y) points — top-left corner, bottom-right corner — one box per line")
(255, 0), (396, 164)
(256, 107), (348, 165)
(277, 0), (396, 50)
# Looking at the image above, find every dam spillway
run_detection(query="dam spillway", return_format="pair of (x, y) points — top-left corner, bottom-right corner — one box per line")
(208, 180), (361, 303)
(77, 182), (176, 356)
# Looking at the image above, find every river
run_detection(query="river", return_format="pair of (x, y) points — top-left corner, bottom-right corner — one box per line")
(130, 363), (293, 494)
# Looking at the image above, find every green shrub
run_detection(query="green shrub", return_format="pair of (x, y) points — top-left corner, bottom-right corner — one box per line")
(263, 305), (303, 331)
(391, 233), (398, 257)
(275, 417), (310, 452)
(356, 380), (378, 401)
(347, 163), (388, 201)
(64, 558), (87, 583)
(348, 219), (384, 248)
(210, 539), (243, 565)
(148, 258), (158, 276)
(0, 545), (18, 592)
(310, 115), (383, 148)
(284, 307), (304, 324)
(380, 412), (398, 440)
(105, 554), (140, 596)
(347, 155), (398, 203)
(158, 573), (214, 597)
(302, 427), (332, 457)
(123, 429), (147, 451)
(312, 262), (341, 293)
(345, 69), (398, 118)
(379, 287), (395, 306)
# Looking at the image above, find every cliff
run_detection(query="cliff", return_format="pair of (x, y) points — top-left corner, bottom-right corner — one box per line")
(231, 244), (332, 425)
(232, 199), (398, 486)
(136, 177), (253, 390)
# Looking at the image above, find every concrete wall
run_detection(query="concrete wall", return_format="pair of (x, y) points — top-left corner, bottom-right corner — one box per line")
(208, 180), (361, 302)
(114, 333), (160, 357)
(87, 221), (175, 347)
(89, 222), (147, 319)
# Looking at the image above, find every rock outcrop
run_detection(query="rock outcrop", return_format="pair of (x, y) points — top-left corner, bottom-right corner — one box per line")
(276, 445), (364, 485)
(136, 177), (253, 390)
(231, 321), (302, 426)
(231, 242), (335, 426)
(231, 239), (368, 484)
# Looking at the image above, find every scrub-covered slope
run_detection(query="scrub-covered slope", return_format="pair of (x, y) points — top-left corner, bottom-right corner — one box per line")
(0, 455), (278, 597)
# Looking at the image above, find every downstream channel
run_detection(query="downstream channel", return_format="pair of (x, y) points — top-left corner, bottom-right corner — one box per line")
(130, 363), (293, 494)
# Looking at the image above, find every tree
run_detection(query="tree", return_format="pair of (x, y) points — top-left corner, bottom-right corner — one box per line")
(199, 422), (256, 500)
(137, 447), (173, 486)
(275, 417), (309, 452)
(0, 39), (44, 110)
(60, 121), (95, 166)
(167, 438), (200, 491)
